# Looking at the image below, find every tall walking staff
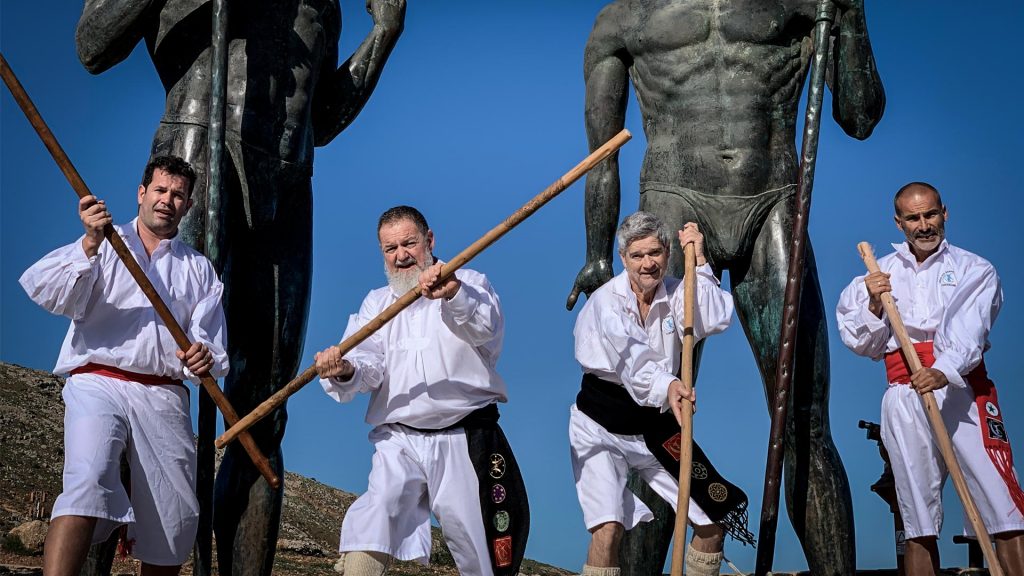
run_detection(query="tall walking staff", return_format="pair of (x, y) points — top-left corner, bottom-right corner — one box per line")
(857, 242), (1006, 576)
(0, 52), (281, 491)
(194, 1), (230, 573)
(217, 129), (633, 447)
(670, 244), (698, 576)
(754, 1), (836, 573)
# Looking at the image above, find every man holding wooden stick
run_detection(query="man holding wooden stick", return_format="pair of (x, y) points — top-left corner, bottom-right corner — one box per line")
(569, 212), (752, 576)
(313, 205), (528, 576)
(19, 155), (228, 576)
(837, 182), (1024, 575)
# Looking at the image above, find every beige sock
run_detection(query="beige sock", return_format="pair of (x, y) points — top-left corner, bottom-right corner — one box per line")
(684, 543), (723, 576)
(582, 564), (621, 576)
(334, 551), (392, 576)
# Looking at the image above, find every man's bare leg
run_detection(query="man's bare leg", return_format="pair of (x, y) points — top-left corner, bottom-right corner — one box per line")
(995, 530), (1024, 576)
(43, 515), (97, 576)
(903, 536), (939, 576)
(140, 563), (182, 576)
(586, 522), (625, 569)
(687, 523), (724, 576)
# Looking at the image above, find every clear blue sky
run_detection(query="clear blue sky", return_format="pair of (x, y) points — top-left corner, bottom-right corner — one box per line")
(2, 2), (1022, 572)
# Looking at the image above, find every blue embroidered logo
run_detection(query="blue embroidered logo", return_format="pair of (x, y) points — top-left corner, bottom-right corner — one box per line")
(663, 317), (675, 334)
(939, 271), (957, 287)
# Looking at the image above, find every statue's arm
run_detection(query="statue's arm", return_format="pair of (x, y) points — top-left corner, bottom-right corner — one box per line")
(312, 0), (405, 146)
(829, 0), (885, 139)
(567, 4), (631, 310)
(76, 0), (162, 74)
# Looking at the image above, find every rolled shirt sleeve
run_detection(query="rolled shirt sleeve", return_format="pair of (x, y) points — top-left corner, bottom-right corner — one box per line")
(932, 261), (1001, 388)
(836, 274), (891, 361)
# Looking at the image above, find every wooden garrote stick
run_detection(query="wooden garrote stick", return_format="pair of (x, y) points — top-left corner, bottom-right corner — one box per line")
(857, 241), (1005, 576)
(216, 129), (633, 448)
(218, 129), (633, 446)
(0, 52), (281, 490)
(670, 243), (697, 576)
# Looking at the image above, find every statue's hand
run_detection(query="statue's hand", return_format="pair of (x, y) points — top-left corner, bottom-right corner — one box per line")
(366, 0), (406, 30)
(566, 259), (613, 311)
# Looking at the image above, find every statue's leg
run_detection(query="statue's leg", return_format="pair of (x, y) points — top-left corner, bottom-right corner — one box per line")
(730, 204), (855, 576)
(150, 124), (214, 576)
(213, 165), (312, 576)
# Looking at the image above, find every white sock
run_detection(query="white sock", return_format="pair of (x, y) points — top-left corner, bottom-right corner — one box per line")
(582, 564), (621, 576)
(334, 551), (391, 576)
(684, 543), (723, 576)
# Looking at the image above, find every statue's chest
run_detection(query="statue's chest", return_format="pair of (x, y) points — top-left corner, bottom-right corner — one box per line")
(634, 0), (815, 51)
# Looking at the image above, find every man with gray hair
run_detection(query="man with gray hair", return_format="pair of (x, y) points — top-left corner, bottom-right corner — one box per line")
(569, 212), (751, 576)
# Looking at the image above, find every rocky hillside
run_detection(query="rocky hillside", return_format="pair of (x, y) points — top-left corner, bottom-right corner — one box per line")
(0, 362), (569, 575)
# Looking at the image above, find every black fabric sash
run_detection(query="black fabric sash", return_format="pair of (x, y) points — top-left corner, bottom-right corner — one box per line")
(577, 373), (755, 546)
(400, 404), (530, 574)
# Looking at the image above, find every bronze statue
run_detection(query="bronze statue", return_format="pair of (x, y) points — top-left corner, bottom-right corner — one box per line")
(75, 0), (406, 574)
(566, 1), (884, 573)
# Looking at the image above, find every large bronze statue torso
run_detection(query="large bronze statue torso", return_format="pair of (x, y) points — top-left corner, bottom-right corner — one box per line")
(148, 0), (340, 166)
(622, 0), (819, 194)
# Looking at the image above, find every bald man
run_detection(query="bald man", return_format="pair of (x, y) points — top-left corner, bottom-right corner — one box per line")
(836, 182), (1024, 576)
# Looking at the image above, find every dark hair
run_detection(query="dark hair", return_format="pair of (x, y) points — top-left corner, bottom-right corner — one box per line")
(142, 155), (197, 196)
(378, 205), (429, 236)
(894, 181), (943, 215)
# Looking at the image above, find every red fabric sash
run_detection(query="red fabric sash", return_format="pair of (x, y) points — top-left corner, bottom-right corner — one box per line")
(70, 362), (182, 387)
(884, 341), (1024, 515)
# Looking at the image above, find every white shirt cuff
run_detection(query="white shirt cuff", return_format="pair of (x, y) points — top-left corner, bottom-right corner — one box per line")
(931, 355), (967, 389)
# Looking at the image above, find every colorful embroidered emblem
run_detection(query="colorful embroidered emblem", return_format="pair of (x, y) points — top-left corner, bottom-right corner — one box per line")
(940, 271), (957, 286)
(662, 433), (682, 461)
(489, 454), (506, 479)
(691, 462), (708, 480)
(987, 418), (1008, 442)
(986, 401), (1000, 417)
(663, 317), (675, 334)
(493, 510), (510, 532)
(708, 482), (728, 503)
(491, 484), (507, 504)
(493, 535), (513, 568)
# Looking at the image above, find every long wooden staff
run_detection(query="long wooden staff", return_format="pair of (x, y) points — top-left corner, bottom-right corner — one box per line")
(670, 243), (697, 576)
(754, 1), (836, 572)
(857, 242), (1005, 576)
(0, 52), (281, 490)
(217, 129), (633, 447)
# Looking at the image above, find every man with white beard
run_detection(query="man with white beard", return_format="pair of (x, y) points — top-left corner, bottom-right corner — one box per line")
(314, 206), (529, 576)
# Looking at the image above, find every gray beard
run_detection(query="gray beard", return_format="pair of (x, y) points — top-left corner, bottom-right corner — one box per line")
(385, 256), (432, 295)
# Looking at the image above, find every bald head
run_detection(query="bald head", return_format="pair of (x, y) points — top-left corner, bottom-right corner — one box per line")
(894, 182), (943, 216)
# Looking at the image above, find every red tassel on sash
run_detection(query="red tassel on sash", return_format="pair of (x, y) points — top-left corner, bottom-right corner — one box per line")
(884, 341), (1024, 515)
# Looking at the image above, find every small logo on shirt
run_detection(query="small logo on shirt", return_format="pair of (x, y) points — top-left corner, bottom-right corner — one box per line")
(939, 271), (957, 286)
(663, 317), (675, 334)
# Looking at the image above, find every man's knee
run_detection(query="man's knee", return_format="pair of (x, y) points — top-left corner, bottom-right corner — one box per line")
(334, 551), (392, 576)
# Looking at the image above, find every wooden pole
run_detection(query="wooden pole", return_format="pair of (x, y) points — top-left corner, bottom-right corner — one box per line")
(857, 242), (1005, 576)
(670, 243), (697, 576)
(0, 52), (280, 489)
(754, 2), (836, 572)
(217, 129), (633, 448)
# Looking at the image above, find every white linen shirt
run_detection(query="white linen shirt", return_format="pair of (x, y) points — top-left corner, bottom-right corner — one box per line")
(574, 265), (734, 410)
(836, 240), (1002, 388)
(320, 268), (507, 429)
(19, 218), (228, 382)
